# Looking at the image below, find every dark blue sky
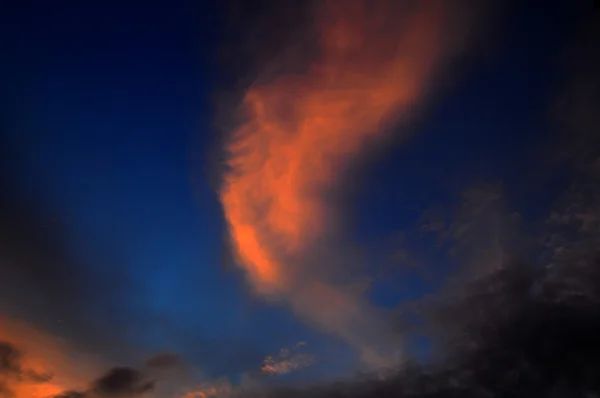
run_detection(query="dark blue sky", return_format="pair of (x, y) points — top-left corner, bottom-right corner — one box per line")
(0, 0), (593, 385)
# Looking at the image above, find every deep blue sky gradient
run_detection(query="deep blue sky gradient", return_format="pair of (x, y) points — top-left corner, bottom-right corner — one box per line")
(1, 0), (592, 381)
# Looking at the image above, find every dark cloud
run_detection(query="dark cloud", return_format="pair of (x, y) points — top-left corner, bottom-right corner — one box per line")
(0, 336), (159, 398)
(52, 367), (154, 398)
(0, 341), (23, 398)
(91, 367), (154, 396)
(227, 252), (600, 398)
(0, 342), (21, 376)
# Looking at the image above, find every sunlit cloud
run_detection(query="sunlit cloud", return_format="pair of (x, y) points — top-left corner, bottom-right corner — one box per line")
(261, 342), (315, 376)
(0, 317), (104, 398)
(220, 0), (485, 367)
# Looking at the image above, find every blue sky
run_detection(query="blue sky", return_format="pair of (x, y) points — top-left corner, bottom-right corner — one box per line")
(0, 0), (593, 387)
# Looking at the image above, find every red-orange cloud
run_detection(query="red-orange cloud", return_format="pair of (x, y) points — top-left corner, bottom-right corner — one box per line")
(220, 0), (482, 366)
(0, 317), (104, 398)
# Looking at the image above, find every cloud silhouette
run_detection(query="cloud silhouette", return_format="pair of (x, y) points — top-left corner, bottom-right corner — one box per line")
(52, 367), (154, 398)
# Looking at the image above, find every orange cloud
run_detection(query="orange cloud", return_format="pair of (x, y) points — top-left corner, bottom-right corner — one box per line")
(179, 378), (233, 398)
(0, 316), (104, 398)
(220, 0), (482, 367)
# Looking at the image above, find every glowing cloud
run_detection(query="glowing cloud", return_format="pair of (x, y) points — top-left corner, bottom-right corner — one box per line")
(0, 317), (103, 398)
(220, 0), (483, 366)
(179, 378), (233, 398)
(261, 342), (315, 376)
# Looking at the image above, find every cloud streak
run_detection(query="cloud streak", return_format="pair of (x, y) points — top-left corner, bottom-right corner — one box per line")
(261, 342), (315, 376)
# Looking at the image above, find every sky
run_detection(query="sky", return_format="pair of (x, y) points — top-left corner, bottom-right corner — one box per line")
(0, 0), (599, 397)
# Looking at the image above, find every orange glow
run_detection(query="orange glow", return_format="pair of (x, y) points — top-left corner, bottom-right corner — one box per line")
(7, 383), (65, 398)
(180, 379), (233, 398)
(220, 0), (468, 364)
(221, 0), (447, 295)
(0, 317), (101, 398)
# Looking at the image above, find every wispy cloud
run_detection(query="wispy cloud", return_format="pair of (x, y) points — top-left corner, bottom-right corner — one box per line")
(261, 342), (315, 376)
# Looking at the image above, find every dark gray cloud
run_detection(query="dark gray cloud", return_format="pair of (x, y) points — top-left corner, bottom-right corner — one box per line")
(52, 367), (154, 398)
(226, 253), (600, 398)
(0, 342), (21, 376)
(91, 367), (154, 397)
